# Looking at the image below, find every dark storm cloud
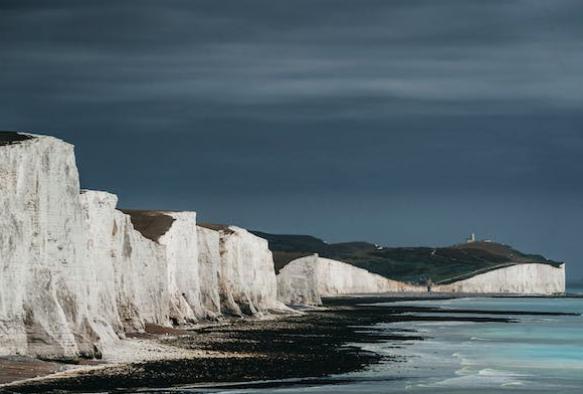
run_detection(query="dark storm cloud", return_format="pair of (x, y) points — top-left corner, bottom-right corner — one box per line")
(2, 0), (583, 117)
(1, 1), (583, 278)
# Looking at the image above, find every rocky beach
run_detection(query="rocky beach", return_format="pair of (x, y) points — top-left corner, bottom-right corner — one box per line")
(4, 295), (579, 393)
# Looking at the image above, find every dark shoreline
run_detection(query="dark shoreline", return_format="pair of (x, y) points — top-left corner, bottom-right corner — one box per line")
(2, 297), (576, 393)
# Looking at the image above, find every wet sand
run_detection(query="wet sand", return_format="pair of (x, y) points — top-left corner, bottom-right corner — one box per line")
(0, 357), (72, 386)
(2, 296), (573, 393)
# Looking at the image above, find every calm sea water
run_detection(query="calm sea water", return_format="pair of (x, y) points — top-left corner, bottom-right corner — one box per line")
(184, 290), (583, 394)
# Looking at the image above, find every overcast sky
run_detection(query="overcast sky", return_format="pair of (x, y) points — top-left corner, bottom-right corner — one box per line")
(1, 0), (582, 279)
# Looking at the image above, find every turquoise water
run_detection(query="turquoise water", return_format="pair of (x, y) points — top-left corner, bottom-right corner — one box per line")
(182, 295), (583, 393)
(370, 296), (583, 393)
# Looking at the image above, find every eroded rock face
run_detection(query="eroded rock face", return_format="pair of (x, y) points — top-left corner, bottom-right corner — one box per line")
(198, 225), (286, 317)
(1, 133), (285, 360)
(0, 135), (100, 360)
(277, 255), (424, 305)
(218, 226), (283, 315)
(81, 191), (171, 333)
(196, 226), (221, 318)
(277, 256), (567, 305)
(158, 212), (200, 323)
(277, 255), (322, 306)
(433, 263), (566, 295)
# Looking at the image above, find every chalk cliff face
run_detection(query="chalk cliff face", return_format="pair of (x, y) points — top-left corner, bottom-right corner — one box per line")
(198, 224), (286, 316)
(277, 255), (322, 305)
(196, 226), (222, 318)
(158, 212), (201, 323)
(277, 256), (566, 305)
(433, 263), (566, 295)
(0, 133), (284, 360)
(277, 255), (423, 305)
(219, 226), (284, 315)
(0, 135), (101, 360)
(81, 193), (172, 333)
(119, 210), (203, 324)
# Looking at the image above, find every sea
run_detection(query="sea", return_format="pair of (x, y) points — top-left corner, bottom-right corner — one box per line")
(194, 287), (583, 394)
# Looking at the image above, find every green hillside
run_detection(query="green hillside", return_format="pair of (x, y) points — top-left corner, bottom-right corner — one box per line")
(252, 231), (562, 284)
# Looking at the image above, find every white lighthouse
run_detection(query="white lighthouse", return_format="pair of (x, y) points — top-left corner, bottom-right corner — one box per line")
(466, 232), (476, 243)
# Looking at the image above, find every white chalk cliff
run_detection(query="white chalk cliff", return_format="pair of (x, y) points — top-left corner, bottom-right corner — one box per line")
(219, 226), (282, 315)
(277, 255), (424, 305)
(0, 133), (283, 360)
(0, 135), (104, 360)
(277, 256), (566, 305)
(196, 225), (222, 318)
(198, 224), (286, 316)
(432, 263), (566, 295)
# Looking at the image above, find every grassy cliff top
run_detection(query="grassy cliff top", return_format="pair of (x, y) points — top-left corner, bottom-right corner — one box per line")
(252, 231), (563, 284)
(0, 131), (33, 146)
(120, 210), (176, 242)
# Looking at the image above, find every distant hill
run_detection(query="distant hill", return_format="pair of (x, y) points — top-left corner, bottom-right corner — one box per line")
(251, 231), (563, 284)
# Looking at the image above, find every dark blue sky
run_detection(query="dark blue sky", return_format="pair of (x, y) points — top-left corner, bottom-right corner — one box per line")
(1, 1), (582, 279)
